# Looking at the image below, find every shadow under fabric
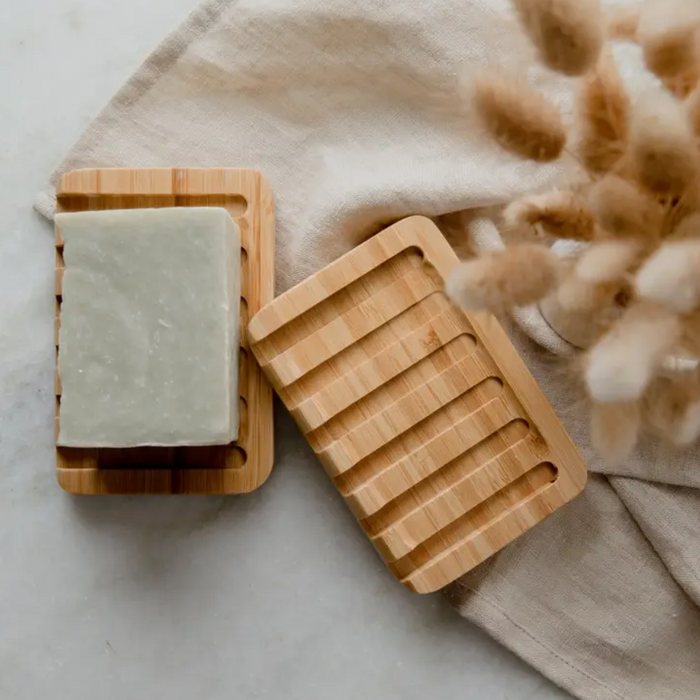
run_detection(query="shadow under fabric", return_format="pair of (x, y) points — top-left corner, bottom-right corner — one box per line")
(36, 1), (700, 698)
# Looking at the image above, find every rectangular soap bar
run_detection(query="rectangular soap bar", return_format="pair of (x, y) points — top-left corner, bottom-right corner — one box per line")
(56, 207), (241, 447)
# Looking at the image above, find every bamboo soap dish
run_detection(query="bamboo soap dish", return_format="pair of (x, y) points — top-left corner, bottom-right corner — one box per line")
(54, 168), (274, 495)
(248, 216), (587, 593)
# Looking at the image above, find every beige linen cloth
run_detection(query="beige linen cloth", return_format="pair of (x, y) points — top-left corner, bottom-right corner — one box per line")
(36, 1), (700, 698)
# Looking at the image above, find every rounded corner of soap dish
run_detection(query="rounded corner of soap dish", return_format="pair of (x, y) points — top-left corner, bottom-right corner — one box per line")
(56, 168), (90, 195)
(238, 453), (275, 495)
(55, 468), (80, 495)
(249, 170), (275, 209)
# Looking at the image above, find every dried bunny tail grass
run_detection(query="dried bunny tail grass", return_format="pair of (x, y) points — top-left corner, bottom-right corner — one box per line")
(556, 273), (616, 313)
(551, 257), (625, 346)
(629, 87), (700, 196)
(636, 239), (700, 313)
(511, 0), (604, 76)
(576, 49), (631, 175)
(663, 71), (700, 101)
(585, 301), (681, 402)
(540, 286), (616, 348)
(638, 0), (700, 80)
(555, 240), (635, 313)
(445, 244), (559, 312)
(433, 210), (478, 260)
(644, 375), (700, 447)
(588, 174), (662, 241)
(670, 211), (700, 241)
(546, 238), (636, 316)
(686, 83), (700, 138)
(604, 5), (640, 42)
(661, 187), (700, 238)
(470, 69), (566, 162)
(682, 308), (700, 357)
(576, 239), (641, 283)
(503, 189), (596, 241)
(591, 399), (641, 463)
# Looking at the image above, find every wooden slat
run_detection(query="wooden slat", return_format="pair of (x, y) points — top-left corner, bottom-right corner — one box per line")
(394, 469), (560, 593)
(318, 355), (495, 475)
(342, 396), (518, 516)
(291, 309), (472, 433)
(262, 266), (440, 388)
(248, 232), (430, 341)
(280, 292), (450, 410)
(369, 435), (547, 561)
(252, 250), (424, 365)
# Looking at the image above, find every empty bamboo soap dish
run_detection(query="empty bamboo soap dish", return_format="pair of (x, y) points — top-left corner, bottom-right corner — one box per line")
(248, 216), (587, 593)
(54, 168), (275, 496)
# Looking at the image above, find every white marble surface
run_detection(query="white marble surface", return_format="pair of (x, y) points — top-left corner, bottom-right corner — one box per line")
(0, 2), (571, 698)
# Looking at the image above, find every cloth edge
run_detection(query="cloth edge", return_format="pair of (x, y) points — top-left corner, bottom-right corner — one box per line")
(446, 583), (630, 700)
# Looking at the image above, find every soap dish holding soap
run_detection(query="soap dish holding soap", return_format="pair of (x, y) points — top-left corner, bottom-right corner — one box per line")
(248, 216), (587, 593)
(54, 168), (274, 495)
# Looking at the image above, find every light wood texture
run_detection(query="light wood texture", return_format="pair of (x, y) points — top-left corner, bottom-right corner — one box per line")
(55, 168), (275, 495)
(248, 216), (587, 593)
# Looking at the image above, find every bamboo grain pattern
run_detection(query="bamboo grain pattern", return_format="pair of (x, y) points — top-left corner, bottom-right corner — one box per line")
(248, 216), (586, 593)
(54, 168), (275, 495)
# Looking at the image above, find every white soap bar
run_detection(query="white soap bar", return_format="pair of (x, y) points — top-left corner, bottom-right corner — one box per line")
(56, 207), (241, 447)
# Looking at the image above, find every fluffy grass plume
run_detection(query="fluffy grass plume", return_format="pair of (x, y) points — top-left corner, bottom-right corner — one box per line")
(604, 5), (640, 42)
(636, 240), (700, 313)
(445, 244), (559, 312)
(557, 273), (617, 313)
(588, 174), (662, 241)
(472, 69), (566, 162)
(644, 375), (700, 447)
(504, 190), (597, 241)
(576, 239), (640, 283)
(638, 0), (700, 80)
(630, 88), (700, 196)
(576, 49), (631, 174)
(585, 301), (681, 402)
(670, 212), (700, 241)
(511, 0), (604, 76)
(685, 84), (700, 138)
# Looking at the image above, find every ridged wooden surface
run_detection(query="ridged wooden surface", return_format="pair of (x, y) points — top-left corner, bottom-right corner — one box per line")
(55, 168), (275, 495)
(248, 216), (586, 593)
